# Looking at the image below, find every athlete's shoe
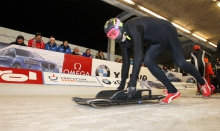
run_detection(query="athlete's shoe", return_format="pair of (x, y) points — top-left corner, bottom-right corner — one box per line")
(160, 91), (181, 105)
(199, 78), (211, 98)
(163, 89), (168, 96)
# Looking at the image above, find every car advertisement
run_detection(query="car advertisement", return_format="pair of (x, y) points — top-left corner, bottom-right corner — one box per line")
(96, 76), (124, 88)
(43, 72), (102, 86)
(96, 76), (165, 89)
(182, 76), (197, 83)
(0, 44), (63, 73)
(0, 67), (43, 84)
(62, 54), (92, 75)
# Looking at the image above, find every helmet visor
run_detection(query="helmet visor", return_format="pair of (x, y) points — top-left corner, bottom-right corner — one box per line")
(107, 28), (119, 40)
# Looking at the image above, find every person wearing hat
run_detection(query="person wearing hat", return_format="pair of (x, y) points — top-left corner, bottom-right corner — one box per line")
(10, 35), (26, 46)
(191, 44), (211, 94)
(45, 36), (57, 52)
(28, 32), (45, 49)
(104, 17), (211, 104)
(191, 44), (211, 78)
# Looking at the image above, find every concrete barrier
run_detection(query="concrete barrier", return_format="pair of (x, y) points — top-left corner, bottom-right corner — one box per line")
(0, 83), (204, 98)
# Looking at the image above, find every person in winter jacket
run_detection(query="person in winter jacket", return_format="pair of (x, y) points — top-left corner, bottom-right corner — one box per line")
(72, 47), (81, 56)
(10, 35), (26, 46)
(95, 50), (106, 60)
(57, 40), (71, 54)
(82, 49), (93, 58)
(45, 36), (57, 52)
(28, 32), (45, 49)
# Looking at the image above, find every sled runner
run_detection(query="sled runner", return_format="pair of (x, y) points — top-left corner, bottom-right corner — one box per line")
(73, 89), (165, 108)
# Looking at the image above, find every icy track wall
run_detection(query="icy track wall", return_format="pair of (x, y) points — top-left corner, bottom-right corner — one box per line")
(0, 44), (196, 90)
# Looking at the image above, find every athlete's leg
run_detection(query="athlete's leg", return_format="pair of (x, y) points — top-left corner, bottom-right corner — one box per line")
(198, 64), (205, 77)
(167, 26), (211, 97)
(167, 27), (205, 85)
(144, 44), (178, 93)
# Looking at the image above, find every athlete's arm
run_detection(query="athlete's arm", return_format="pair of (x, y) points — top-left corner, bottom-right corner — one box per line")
(117, 41), (132, 90)
(127, 25), (144, 87)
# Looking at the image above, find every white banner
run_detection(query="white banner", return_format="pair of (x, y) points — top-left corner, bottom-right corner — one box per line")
(91, 59), (122, 78)
(92, 59), (157, 81)
(43, 72), (102, 87)
(182, 76), (197, 83)
(92, 59), (183, 83)
(133, 66), (157, 81)
(96, 76), (165, 89)
(97, 76), (123, 88)
(0, 45), (64, 73)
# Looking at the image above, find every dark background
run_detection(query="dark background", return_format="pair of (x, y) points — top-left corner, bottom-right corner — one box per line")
(0, 0), (124, 52)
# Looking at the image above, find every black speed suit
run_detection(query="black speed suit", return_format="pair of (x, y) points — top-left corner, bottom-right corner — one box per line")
(117, 17), (205, 93)
(191, 50), (211, 77)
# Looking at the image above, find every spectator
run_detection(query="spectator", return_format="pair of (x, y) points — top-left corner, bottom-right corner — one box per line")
(191, 44), (211, 77)
(119, 59), (123, 63)
(168, 66), (173, 72)
(182, 70), (188, 76)
(57, 40), (71, 54)
(95, 50), (106, 60)
(45, 36), (57, 52)
(82, 49), (93, 58)
(72, 47), (81, 56)
(204, 56), (214, 86)
(115, 58), (120, 63)
(162, 65), (168, 73)
(10, 35), (26, 46)
(28, 32), (45, 49)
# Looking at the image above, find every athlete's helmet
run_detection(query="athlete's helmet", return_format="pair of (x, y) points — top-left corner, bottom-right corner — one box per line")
(104, 18), (124, 43)
(193, 45), (201, 51)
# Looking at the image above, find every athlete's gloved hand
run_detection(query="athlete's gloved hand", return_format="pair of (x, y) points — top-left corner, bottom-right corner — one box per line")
(127, 87), (137, 99)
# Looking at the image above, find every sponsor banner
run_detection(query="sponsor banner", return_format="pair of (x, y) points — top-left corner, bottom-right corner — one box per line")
(0, 45), (63, 73)
(134, 66), (157, 81)
(182, 76), (197, 83)
(172, 82), (197, 89)
(97, 76), (123, 87)
(91, 59), (183, 82)
(91, 59), (157, 81)
(43, 72), (102, 86)
(96, 76), (165, 89)
(163, 71), (182, 82)
(92, 59), (122, 78)
(62, 54), (92, 75)
(97, 76), (196, 89)
(0, 67), (43, 84)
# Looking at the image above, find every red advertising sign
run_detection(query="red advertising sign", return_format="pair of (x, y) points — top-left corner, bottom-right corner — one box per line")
(62, 54), (92, 75)
(0, 67), (43, 84)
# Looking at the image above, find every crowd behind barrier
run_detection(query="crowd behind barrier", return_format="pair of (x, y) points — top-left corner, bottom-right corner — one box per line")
(0, 27), (123, 60)
(8, 32), (125, 63)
